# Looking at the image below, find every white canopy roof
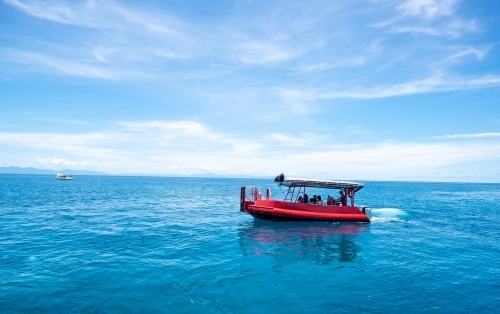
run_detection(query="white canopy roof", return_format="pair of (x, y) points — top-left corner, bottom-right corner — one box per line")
(274, 173), (364, 192)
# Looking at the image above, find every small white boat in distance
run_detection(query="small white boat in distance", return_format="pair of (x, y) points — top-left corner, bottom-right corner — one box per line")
(55, 171), (73, 180)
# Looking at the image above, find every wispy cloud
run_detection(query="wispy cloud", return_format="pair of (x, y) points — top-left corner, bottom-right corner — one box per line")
(396, 0), (459, 19)
(166, 165), (230, 172)
(235, 41), (302, 65)
(374, 0), (479, 39)
(116, 120), (263, 154)
(4, 0), (185, 34)
(0, 131), (129, 159)
(1, 0), (498, 120)
(5, 0), (81, 25)
(447, 45), (493, 61)
(267, 132), (325, 147)
(1, 0), (328, 84)
(37, 157), (89, 168)
(433, 132), (500, 139)
(0, 48), (148, 80)
(297, 58), (366, 72)
(390, 20), (478, 37)
(279, 73), (500, 100)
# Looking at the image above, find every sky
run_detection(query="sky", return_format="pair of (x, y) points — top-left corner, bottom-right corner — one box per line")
(1, 0), (500, 182)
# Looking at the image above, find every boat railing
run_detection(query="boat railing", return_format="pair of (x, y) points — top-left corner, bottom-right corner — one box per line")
(240, 186), (262, 212)
(241, 186), (262, 201)
(247, 187), (261, 201)
(283, 184), (357, 206)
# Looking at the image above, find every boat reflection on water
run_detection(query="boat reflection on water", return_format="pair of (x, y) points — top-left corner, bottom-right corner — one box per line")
(238, 220), (369, 265)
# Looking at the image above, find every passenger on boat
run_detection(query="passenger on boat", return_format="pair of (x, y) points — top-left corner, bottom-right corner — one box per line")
(310, 195), (317, 204)
(337, 191), (347, 206)
(327, 195), (336, 205)
(316, 195), (324, 205)
(297, 196), (304, 203)
(303, 194), (309, 203)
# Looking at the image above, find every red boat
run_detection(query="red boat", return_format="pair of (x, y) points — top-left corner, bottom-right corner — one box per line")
(240, 173), (371, 222)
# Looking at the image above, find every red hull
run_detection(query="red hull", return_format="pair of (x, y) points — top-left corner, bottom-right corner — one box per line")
(244, 199), (370, 222)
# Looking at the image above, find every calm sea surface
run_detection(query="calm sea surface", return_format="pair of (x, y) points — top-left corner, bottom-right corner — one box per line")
(1, 175), (499, 313)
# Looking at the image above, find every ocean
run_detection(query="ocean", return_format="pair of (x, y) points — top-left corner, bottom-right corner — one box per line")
(1, 175), (499, 313)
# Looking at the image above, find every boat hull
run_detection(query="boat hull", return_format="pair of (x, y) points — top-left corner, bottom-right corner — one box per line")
(245, 200), (370, 222)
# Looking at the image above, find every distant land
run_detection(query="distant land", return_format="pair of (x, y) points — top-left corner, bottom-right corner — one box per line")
(0, 167), (270, 179)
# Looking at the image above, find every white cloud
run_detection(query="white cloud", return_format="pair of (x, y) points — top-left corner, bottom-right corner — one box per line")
(0, 48), (149, 80)
(389, 18), (478, 38)
(166, 165), (230, 172)
(117, 120), (263, 154)
(235, 41), (301, 65)
(298, 58), (366, 72)
(381, 0), (478, 39)
(118, 120), (209, 137)
(4, 0), (184, 35)
(0, 120), (266, 169)
(0, 120), (500, 180)
(448, 45), (493, 61)
(278, 73), (500, 100)
(447, 19), (480, 33)
(260, 140), (500, 180)
(148, 140), (500, 180)
(37, 157), (89, 168)
(268, 133), (324, 147)
(5, 0), (80, 25)
(390, 25), (450, 37)
(396, 0), (459, 19)
(1, 0), (495, 108)
(433, 132), (500, 139)
(2, 0), (313, 69)
(0, 131), (130, 159)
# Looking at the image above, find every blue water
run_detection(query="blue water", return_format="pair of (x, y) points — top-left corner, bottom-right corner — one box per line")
(1, 175), (499, 313)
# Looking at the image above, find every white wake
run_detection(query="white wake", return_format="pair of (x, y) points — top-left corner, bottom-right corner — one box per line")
(370, 207), (407, 222)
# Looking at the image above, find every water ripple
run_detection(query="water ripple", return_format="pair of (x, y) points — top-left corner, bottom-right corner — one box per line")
(0, 175), (499, 313)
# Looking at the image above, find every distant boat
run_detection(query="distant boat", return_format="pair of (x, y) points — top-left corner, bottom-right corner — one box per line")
(55, 171), (73, 180)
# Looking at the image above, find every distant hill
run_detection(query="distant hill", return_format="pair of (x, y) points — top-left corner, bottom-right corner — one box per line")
(0, 166), (109, 176)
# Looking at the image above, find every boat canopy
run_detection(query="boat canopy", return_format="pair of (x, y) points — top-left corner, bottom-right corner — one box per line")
(274, 173), (364, 192)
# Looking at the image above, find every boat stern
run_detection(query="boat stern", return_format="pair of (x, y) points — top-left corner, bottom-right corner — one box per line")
(240, 186), (260, 212)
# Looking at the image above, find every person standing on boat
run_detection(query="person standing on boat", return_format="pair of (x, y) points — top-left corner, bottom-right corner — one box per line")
(303, 194), (309, 203)
(337, 191), (347, 206)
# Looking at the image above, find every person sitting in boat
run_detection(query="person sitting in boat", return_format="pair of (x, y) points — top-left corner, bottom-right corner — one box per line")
(297, 196), (304, 203)
(303, 194), (309, 203)
(327, 195), (336, 205)
(337, 191), (347, 206)
(316, 195), (324, 205)
(310, 195), (317, 204)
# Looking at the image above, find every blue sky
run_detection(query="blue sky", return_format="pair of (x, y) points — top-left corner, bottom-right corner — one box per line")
(1, 0), (500, 181)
